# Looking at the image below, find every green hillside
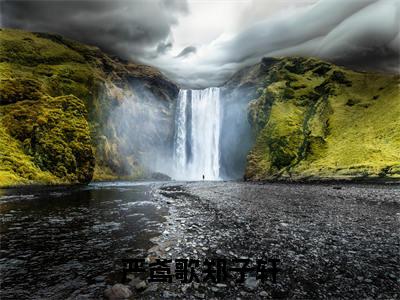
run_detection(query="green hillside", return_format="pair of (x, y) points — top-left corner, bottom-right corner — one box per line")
(1, 29), (399, 186)
(0, 28), (177, 187)
(245, 57), (400, 181)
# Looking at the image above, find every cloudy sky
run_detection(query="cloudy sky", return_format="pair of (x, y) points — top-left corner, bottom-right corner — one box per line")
(1, 0), (399, 87)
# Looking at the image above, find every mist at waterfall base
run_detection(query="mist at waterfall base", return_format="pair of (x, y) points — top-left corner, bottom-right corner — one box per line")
(107, 87), (176, 178)
(108, 85), (253, 181)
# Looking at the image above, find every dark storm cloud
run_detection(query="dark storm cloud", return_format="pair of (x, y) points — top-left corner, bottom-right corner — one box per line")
(176, 45), (197, 58)
(0, 0), (188, 59)
(207, 0), (399, 73)
(156, 41), (173, 55)
(0, 0), (398, 87)
(156, 0), (399, 87)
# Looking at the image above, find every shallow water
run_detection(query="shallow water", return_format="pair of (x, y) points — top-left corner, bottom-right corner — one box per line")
(0, 182), (167, 299)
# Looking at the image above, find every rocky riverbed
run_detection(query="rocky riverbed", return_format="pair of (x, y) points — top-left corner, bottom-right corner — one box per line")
(1, 181), (399, 299)
(122, 181), (400, 299)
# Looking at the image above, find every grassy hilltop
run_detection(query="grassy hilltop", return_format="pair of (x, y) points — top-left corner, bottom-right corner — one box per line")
(244, 57), (400, 181)
(0, 28), (177, 187)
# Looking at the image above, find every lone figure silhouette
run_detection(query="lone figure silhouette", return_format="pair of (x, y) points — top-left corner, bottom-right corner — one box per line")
(202, 174), (205, 180)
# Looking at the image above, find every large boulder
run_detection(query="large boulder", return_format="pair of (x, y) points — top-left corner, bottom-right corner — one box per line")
(104, 284), (133, 300)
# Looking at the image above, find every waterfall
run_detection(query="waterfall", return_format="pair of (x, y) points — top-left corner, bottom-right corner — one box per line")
(173, 87), (221, 180)
(174, 90), (188, 172)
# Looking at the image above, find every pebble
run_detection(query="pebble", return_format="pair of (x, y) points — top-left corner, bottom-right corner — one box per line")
(244, 277), (259, 291)
(181, 284), (190, 293)
(144, 285), (158, 293)
(94, 275), (106, 282)
(163, 291), (177, 298)
(104, 284), (132, 299)
(135, 280), (147, 291)
(195, 292), (205, 299)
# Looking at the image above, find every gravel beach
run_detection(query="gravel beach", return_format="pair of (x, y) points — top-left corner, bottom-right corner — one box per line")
(129, 181), (400, 299)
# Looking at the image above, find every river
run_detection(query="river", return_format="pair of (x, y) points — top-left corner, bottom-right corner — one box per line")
(0, 182), (167, 299)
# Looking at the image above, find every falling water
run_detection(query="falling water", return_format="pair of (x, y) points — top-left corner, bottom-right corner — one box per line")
(174, 90), (188, 172)
(173, 87), (221, 180)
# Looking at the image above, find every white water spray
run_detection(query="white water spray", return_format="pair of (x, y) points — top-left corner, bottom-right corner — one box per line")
(173, 87), (221, 180)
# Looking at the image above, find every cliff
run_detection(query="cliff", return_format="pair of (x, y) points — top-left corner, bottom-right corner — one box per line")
(1, 28), (399, 186)
(241, 57), (400, 181)
(0, 28), (178, 187)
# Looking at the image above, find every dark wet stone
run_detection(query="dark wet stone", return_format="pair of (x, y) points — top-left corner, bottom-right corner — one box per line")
(104, 284), (132, 299)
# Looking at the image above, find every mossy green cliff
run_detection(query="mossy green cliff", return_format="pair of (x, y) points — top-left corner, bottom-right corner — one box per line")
(243, 57), (400, 181)
(0, 28), (178, 187)
(1, 29), (399, 185)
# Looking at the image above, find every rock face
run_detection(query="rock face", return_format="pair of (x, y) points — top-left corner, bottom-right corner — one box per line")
(0, 28), (178, 187)
(240, 57), (400, 180)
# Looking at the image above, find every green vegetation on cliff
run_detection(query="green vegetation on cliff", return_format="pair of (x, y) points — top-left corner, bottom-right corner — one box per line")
(1, 95), (94, 184)
(2, 28), (398, 185)
(0, 28), (177, 187)
(245, 57), (400, 180)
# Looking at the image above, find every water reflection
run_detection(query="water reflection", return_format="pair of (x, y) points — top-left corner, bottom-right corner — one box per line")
(0, 182), (167, 299)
